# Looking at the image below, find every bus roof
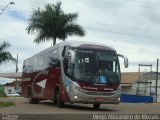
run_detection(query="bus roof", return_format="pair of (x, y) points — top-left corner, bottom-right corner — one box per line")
(24, 40), (116, 61)
(58, 40), (116, 51)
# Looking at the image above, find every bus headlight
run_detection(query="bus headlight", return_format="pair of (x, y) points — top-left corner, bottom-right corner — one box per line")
(74, 96), (78, 99)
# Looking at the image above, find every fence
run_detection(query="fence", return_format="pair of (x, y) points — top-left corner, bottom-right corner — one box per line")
(120, 94), (153, 103)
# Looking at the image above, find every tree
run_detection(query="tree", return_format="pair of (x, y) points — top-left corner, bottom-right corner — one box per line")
(26, 2), (86, 45)
(0, 42), (16, 65)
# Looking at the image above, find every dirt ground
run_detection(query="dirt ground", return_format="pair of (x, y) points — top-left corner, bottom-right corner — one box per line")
(0, 97), (160, 120)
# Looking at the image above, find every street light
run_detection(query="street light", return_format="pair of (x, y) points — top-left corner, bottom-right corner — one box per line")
(0, 1), (15, 15)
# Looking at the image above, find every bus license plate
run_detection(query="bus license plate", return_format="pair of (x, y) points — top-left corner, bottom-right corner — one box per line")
(95, 98), (104, 102)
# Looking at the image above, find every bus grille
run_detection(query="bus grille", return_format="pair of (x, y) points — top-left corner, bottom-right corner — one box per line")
(83, 91), (116, 96)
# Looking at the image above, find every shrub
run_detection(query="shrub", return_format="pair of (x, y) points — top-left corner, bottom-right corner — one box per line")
(0, 86), (6, 97)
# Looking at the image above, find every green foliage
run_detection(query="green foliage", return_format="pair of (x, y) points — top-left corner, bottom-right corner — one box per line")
(0, 86), (14, 106)
(0, 101), (15, 107)
(0, 86), (6, 97)
(27, 1), (86, 45)
(0, 42), (16, 65)
(0, 85), (4, 91)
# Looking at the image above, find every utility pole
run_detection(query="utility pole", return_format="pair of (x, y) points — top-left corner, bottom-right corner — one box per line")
(149, 65), (152, 95)
(16, 54), (18, 73)
(15, 54), (18, 92)
(155, 59), (159, 102)
(137, 64), (140, 95)
(138, 64), (152, 96)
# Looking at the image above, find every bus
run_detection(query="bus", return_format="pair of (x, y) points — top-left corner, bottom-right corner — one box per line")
(21, 41), (128, 109)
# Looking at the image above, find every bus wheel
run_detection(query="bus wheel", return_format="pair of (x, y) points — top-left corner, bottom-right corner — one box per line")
(93, 103), (100, 110)
(28, 89), (39, 104)
(57, 90), (65, 108)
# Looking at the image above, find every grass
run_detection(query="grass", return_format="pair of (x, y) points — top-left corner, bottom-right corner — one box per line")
(0, 86), (15, 107)
(0, 101), (15, 107)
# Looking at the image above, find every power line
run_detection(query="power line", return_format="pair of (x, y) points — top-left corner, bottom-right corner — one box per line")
(2, 9), (160, 35)
(2, 6), (159, 33)
(81, 20), (160, 33)
(2, 9), (160, 40)
(1, 2), (160, 33)
(1, 0), (160, 9)
(92, 0), (160, 9)
(1, 0), (160, 16)
(85, 26), (160, 40)
(3, 8), (160, 35)
(1, 2), (160, 40)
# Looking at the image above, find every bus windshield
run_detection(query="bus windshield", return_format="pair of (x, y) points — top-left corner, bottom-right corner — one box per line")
(73, 49), (120, 84)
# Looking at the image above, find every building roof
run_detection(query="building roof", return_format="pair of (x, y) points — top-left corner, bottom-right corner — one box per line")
(121, 72), (138, 84)
(121, 72), (146, 84)
(121, 72), (160, 84)
(58, 41), (116, 51)
(4, 81), (21, 86)
(0, 72), (22, 79)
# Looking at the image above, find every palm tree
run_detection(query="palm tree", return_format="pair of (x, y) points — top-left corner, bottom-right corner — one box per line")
(0, 42), (16, 65)
(26, 1), (86, 45)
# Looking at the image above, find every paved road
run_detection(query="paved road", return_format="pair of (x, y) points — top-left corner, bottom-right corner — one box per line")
(0, 97), (160, 120)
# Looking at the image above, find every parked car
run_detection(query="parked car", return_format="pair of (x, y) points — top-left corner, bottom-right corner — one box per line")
(6, 93), (20, 97)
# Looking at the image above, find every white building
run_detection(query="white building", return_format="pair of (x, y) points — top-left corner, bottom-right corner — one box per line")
(4, 81), (21, 94)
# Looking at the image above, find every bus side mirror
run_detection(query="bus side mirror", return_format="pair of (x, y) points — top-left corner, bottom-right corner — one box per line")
(67, 50), (75, 64)
(118, 54), (129, 68)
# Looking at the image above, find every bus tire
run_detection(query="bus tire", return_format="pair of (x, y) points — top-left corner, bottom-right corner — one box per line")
(57, 90), (65, 108)
(53, 88), (58, 104)
(28, 89), (39, 104)
(93, 103), (100, 110)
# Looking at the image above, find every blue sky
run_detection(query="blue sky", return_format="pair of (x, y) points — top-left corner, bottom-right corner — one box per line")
(0, 0), (160, 84)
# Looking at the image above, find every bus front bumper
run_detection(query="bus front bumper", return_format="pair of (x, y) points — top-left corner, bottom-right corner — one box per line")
(69, 88), (120, 104)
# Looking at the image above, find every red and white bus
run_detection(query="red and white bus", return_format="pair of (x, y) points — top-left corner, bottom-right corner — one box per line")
(22, 41), (128, 109)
